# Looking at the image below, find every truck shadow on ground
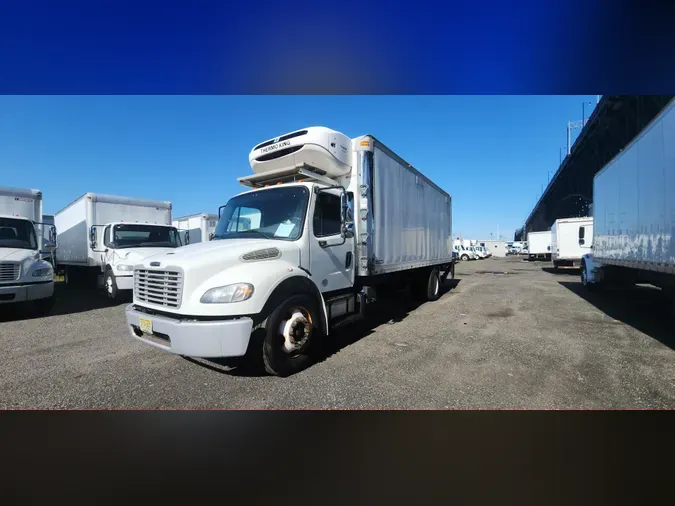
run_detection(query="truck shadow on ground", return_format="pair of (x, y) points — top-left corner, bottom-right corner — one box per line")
(559, 281), (675, 351)
(0, 282), (130, 322)
(542, 267), (580, 275)
(184, 279), (462, 377)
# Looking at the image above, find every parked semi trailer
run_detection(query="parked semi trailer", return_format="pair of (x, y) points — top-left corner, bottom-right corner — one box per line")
(173, 213), (219, 244)
(126, 126), (456, 376)
(527, 231), (552, 261)
(55, 193), (184, 300)
(0, 186), (57, 314)
(582, 98), (675, 297)
(551, 217), (593, 268)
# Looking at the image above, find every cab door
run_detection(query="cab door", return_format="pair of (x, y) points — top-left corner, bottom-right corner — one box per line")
(308, 190), (354, 294)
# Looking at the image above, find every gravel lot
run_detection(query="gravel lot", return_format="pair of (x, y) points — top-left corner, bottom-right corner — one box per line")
(2, 256), (675, 409)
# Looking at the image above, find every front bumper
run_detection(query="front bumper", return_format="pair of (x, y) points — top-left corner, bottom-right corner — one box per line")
(115, 275), (134, 291)
(0, 281), (54, 304)
(125, 305), (254, 358)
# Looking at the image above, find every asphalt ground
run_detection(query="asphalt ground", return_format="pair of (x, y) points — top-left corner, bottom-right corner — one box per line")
(1, 256), (674, 408)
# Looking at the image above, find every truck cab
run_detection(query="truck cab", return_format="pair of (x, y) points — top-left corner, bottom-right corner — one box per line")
(88, 222), (183, 299)
(0, 214), (57, 314)
(125, 126), (454, 376)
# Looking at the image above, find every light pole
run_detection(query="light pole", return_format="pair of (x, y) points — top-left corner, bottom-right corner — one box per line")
(582, 100), (592, 128)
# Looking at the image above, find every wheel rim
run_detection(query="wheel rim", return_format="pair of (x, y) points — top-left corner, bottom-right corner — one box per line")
(278, 306), (313, 355)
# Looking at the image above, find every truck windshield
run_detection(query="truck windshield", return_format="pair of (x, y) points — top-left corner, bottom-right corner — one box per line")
(0, 217), (38, 250)
(213, 186), (309, 241)
(113, 224), (181, 249)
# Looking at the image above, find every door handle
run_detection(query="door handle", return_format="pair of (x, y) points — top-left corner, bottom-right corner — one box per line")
(345, 252), (353, 269)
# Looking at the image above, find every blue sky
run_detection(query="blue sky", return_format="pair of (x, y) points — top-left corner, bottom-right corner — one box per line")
(0, 95), (598, 240)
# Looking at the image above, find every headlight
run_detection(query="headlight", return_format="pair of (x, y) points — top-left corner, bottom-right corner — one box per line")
(116, 264), (134, 272)
(200, 283), (254, 304)
(33, 266), (53, 277)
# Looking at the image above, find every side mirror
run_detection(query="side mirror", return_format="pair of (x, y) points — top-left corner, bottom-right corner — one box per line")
(185, 230), (190, 245)
(89, 226), (97, 249)
(340, 190), (355, 239)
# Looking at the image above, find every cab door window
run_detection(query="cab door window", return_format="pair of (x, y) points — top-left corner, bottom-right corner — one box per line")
(313, 193), (342, 238)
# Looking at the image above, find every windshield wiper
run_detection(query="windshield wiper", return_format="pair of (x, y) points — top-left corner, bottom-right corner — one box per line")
(214, 230), (272, 240)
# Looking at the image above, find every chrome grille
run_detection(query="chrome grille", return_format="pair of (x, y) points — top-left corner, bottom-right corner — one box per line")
(134, 269), (183, 308)
(0, 262), (20, 282)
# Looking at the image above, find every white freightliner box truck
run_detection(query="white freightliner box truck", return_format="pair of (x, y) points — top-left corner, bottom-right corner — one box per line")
(0, 186), (57, 314)
(173, 213), (219, 245)
(125, 126), (455, 376)
(582, 98), (675, 295)
(55, 193), (184, 300)
(551, 217), (593, 268)
(527, 230), (552, 261)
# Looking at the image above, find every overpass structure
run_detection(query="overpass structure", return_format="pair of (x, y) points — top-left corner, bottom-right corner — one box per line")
(516, 95), (674, 241)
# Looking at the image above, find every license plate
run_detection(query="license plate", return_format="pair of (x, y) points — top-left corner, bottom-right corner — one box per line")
(139, 317), (153, 334)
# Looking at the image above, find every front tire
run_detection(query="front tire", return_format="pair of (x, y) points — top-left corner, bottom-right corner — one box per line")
(262, 294), (320, 377)
(460, 254), (469, 261)
(105, 269), (119, 300)
(580, 261), (596, 292)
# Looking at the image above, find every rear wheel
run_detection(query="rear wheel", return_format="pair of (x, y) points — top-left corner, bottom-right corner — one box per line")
(412, 268), (441, 302)
(262, 294), (320, 377)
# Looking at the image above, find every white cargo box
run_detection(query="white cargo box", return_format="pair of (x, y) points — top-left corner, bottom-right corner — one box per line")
(551, 217), (593, 262)
(527, 231), (552, 255)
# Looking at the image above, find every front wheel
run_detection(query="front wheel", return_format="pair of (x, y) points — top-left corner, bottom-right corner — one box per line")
(105, 269), (119, 300)
(460, 254), (469, 261)
(580, 261), (596, 292)
(262, 294), (320, 377)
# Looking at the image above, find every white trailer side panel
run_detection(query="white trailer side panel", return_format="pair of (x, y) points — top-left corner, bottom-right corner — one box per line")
(371, 144), (452, 274)
(527, 231), (552, 255)
(54, 197), (90, 265)
(593, 99), (675, 268)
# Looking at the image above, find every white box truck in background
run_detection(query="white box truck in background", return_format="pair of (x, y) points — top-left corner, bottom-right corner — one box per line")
(173, 213), (219, 244)
(126, 126), (455, 376)
(582, 98), (675, 297)
(527, 230), (552, 261)
(55, 193), (184, 300)
(0, 186), (57, 314)
(551, 217), (593, 268)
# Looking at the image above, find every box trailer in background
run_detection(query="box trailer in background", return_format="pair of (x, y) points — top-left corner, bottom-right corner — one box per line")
(480, 240), (507, 257)
(0, 186), (56, 314)
(551, 217), (593, 268)
(55, 193), (183, 300)
(527, 231), (552, 261)
(582, 98), (675, 296)
(126, 126), (455, 376)
(173, 213), (219, 244)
